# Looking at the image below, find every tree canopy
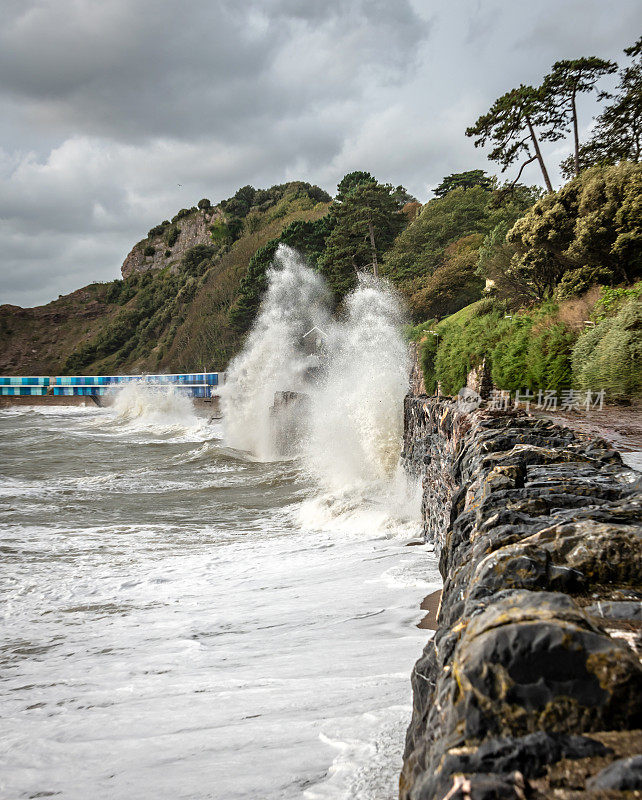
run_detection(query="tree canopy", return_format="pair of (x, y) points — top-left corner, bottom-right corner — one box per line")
(382, 184), (535, 284)
(560, 38), (642, 177)
(318, 181), (405, 297)
(405, 234), (485, 320)
(335, 171), (376, 201)
(433, 170), (494, 197)
(542, 57), (617, 176)
(502, 162), (642, 299)
(466, 85), (561, 192)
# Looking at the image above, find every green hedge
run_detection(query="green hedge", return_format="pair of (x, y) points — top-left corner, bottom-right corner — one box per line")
(572, 296), (642, 401)
(418, 301), (578, 396)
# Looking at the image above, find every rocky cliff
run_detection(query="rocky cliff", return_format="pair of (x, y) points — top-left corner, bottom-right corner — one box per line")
(401, 395), (642, 799)
(121, 206), (222, 278)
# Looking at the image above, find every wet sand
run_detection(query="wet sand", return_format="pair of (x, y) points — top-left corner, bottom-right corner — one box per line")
(417, 590), (442, 630)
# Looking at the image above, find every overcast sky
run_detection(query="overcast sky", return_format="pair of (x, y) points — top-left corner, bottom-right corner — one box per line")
(1, 0), (640, 307)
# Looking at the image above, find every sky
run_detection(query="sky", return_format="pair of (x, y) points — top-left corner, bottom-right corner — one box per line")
(1, 0), (640, 307)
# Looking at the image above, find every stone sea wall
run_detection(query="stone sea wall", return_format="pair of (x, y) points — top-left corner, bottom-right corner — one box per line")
(401, 395), (642, 799)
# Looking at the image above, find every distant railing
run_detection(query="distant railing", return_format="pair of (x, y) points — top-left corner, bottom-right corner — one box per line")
(0, 373), (223, 398)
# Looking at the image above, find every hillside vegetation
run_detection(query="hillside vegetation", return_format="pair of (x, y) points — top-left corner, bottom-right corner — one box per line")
(407, 162), (642, 403)
(0, 182), (330, 375)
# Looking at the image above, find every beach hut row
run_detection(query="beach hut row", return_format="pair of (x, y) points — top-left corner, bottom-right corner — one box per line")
(0, 373), (222, 398)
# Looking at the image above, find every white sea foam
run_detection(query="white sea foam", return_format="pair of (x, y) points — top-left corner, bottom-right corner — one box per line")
(221, 245), (331, 459)
(98, 383), (212, 440)
(1, 246), (435, 800)
(305, 706), (413, 800)
(305, 274), (409, 491)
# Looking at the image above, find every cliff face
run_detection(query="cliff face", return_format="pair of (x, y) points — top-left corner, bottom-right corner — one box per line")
(401, 395), (642, 799)
(121, 207), (223, 278)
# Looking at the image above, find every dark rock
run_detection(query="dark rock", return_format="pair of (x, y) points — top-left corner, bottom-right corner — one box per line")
(421, 731), (610, 799)
(415, 771), (528, 800)
(400, 396), (642, 800)
(586, 754), (642, 790)
(586, 600), (642, 620)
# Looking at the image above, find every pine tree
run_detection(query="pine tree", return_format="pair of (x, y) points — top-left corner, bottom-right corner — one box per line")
(542, 57), (617, 175)
(335, 171), (376, 201)
(318, 182), (405, 297)
(466, 85), (561, 192)
(560, 38), (642, 177)
(433, 170), (494, 197)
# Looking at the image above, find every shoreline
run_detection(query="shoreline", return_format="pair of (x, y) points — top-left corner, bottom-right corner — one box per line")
(0, 394), (221, 413)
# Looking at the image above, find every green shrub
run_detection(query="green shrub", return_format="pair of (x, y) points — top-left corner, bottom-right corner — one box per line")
(244, 212), (262, 233)
(181, 245), (215, 277)
(147, 221), (170, 238)
(490, 317), (533, 390)
(556, 266), (614, 299)
(143, 245), (155, 257)
(221, 186), (256, 218)
(572, 296), (642, 401)
(507, 162), (642, 295)
(105, 280), (123, 303)
(166, 226), (180, 247)
(209, 220), (230, 242)
(593, 281), (642, 319)
(172, 207), (196, 223)
(435, 310), (504, 394)
(425, 302), (577, 396)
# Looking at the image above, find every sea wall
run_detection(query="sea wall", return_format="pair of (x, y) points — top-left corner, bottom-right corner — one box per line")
(401, 395), (642, 799)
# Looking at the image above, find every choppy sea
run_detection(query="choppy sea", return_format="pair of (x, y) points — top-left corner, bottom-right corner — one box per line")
(0, 396), (439, 800)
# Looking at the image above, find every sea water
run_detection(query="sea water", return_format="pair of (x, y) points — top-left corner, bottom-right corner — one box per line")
(0, 249), (441, 800)
(0, 399), (438, 800)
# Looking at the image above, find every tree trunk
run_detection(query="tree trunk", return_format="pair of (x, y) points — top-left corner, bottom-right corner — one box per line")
(572, 88), (580, 175)
(525, 116), (553, 192)
(367, 218), (379, 278)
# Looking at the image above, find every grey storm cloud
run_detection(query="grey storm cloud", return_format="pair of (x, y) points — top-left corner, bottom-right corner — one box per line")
(0, 0), (641, 306)
(0, 0), (426, 140)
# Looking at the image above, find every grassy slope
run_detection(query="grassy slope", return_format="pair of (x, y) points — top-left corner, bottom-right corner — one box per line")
(410, 285), (642, 401)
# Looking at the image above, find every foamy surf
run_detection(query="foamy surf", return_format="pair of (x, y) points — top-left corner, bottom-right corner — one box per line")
(1, 389), (436, 800)
(222, 244), (413, 520)
(91, 383), (213, 441)
(305, 706), (414, 800)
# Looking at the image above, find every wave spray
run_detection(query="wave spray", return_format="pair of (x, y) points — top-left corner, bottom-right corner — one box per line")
(221, 244), (417, 529)
(221, 246), (331, 460)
